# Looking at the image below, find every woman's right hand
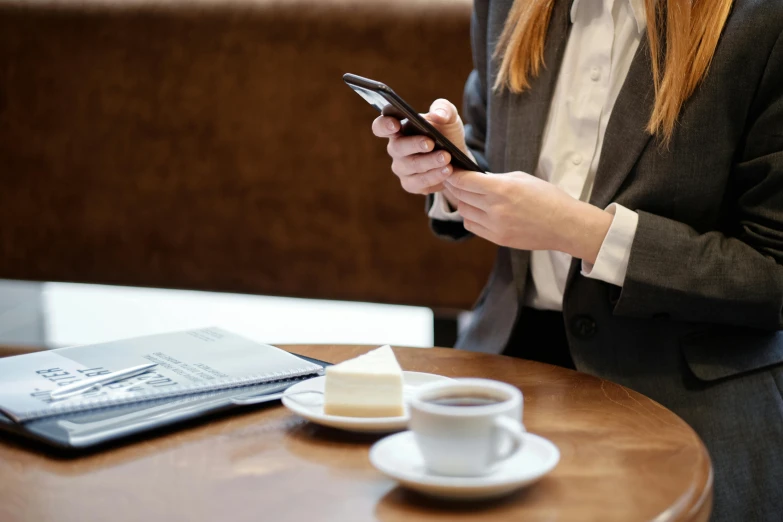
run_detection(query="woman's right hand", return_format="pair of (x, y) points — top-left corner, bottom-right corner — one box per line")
(371, 99), (468, 204)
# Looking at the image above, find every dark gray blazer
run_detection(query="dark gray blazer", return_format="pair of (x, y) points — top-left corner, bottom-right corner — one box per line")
(429, 1), (783, 520)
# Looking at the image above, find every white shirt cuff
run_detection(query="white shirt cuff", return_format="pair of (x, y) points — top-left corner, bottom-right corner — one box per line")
(581, 203), (639, 287)
(428, 192), (463, 222)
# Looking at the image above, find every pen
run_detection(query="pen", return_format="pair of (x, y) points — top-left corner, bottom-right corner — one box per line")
(49, 363), (159, 400)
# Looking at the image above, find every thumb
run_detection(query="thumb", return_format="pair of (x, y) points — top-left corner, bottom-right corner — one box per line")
(426, 98), (460, 125)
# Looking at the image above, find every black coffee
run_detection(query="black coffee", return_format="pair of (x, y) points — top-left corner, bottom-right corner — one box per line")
(424, 394), (504, 407)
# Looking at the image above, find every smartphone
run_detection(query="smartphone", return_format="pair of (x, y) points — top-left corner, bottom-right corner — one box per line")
(343, 73), (485, 172)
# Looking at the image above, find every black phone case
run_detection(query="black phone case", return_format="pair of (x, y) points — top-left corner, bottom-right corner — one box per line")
(343, 73), (485, 173)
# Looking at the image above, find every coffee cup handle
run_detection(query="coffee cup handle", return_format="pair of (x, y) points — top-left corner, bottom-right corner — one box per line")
(491, 416), (526, 464)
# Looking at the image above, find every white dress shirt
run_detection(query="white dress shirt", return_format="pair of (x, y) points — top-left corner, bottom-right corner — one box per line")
(430, 0), (644, 311)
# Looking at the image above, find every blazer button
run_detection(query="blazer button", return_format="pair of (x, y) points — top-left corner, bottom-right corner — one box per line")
(571, 315), (597, 340)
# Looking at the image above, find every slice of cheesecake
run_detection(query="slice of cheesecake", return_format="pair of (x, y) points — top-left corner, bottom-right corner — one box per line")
(323, 345), (404, 417)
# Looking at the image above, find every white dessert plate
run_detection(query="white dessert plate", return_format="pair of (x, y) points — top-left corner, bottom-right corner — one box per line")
(281, 372), (452, 433)
(369, 430), (560, 500)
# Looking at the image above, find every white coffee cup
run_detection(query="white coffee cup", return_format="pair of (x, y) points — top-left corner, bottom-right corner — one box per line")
(408, 378), (525, 477)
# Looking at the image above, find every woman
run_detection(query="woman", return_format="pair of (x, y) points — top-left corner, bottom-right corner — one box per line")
(371, 0), (782, 520)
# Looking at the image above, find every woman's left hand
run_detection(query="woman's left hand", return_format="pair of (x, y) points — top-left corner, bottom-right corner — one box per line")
(445, 169), (614, 264)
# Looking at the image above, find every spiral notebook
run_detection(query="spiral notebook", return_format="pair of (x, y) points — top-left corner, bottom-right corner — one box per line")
(0, 327), (324, 423)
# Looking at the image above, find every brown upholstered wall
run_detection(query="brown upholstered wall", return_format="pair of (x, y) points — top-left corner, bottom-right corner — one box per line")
(0, 0), (495, 311)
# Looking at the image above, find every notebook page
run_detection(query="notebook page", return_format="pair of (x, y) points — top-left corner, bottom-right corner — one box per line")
(0, 327), (322, 422)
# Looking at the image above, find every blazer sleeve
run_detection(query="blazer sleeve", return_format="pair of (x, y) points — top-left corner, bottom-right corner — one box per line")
(427, 0), (490, 241)
(614, 30), (783, 330)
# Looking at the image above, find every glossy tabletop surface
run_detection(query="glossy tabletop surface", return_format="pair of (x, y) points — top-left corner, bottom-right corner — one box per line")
(0, 345), (712, 522)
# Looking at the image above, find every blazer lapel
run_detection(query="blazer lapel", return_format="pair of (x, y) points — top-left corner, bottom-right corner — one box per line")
(588, 36), (656, 210)
(503, 0), (572, 175)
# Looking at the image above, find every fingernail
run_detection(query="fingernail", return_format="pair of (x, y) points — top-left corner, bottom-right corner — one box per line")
(441, 167), (451, 175)
(420, 140), (431, 151)
(435, 108), (447, 118)
(438, 153), (446, 164)
(386, 120), (396, 131)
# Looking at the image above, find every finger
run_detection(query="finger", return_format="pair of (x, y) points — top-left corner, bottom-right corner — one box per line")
(400, 165), (453, 194)
(442, 184), (458, 201)
(447, 183), (488, 210)
(392, 150), (452, 177)
(424, 183), (446, 194)
(387, 135), (436, 158)
(445, 168), (490, 194)
(425, 98), (460, 125)
(463, 219), (495, 242)
(372, 116), (401, 138)
(456, 200), (489, 226)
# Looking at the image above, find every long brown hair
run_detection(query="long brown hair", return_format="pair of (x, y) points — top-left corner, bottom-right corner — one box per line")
(493, 0), (734, 142)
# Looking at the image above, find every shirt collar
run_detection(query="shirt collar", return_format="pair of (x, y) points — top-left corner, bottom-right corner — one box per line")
(570, 0), (647, 34)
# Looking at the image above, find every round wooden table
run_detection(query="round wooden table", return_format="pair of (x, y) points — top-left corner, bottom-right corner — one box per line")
(0, 345), (712, 521)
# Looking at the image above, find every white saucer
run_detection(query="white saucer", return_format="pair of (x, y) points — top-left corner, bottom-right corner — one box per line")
(369, 430), (560, 500)
(281, 372), (452, 433)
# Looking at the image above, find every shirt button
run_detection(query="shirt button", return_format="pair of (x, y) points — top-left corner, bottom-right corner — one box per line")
(572, 154), (583, 165)
(590, 67), (601, 81)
